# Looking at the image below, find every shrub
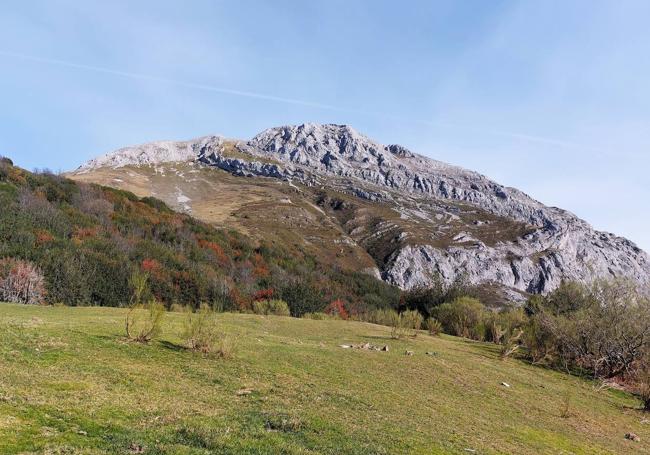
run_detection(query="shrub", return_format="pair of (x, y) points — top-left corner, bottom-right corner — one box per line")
(325, 299), (349, 320)
(302, 312), (333, 320)
(252, 288), (275, 301)
(252, 299), (290, 316)
(0, 258), (46, 304)
(216, 335), (236, 359)
(278, 282), (324, 317)
(267, 299), (290, 316)
(630, 362), (650, 411)
(401, 274), (475, 317)
(183, 304), (222, 353)
(484, 308), (527, 344)
(170, 303), (190, 313)
(391, 310), (423, 339)
(425, 317), (443, 336)
(125, 270), (164, 342)
(0, 161), (405, 313)
(434, 297), (487, 341)
(522, 279), (650, 378)
(499, 328), (525, 359)
(359, 308), (400, 326)
(125, 299), (165, 343)
(401, 309), (423, 331)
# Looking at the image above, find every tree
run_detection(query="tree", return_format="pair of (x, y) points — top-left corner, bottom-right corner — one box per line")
(0, 258), (46, 304)
(524, 279), (650, 378)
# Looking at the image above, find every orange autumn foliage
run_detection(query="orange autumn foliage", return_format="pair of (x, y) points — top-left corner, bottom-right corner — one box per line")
(35, 230), (54, 245)
(73, 226), (98, 241)
(252, 253), (270, 278)
(252, 288), (274, 301)
(325, 299), (349, 320)
(198, 239), (229, 265)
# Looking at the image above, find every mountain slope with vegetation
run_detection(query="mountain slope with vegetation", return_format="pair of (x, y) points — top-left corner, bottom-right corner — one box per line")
(0, 157), (398, 313)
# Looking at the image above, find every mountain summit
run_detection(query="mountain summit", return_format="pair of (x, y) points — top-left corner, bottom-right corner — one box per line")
(72, 123), (650, 302)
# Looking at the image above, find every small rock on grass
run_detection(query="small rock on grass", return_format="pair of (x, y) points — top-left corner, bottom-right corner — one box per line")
(129, 443), (145, 454)
(625, 432), (641, 442)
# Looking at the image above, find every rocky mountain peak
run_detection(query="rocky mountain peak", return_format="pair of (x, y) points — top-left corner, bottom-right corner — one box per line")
(72, 123), (650, 298)
(248, 123), (389, 167)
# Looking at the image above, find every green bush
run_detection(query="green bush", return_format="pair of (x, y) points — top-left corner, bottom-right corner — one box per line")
(252, 299), (291, 316)
(484, 308), (527, 344)
(170, 303), (190, 313)
(434, 297), (486, 341)
(359, 308), (400, 326)
(302, 312), (336, 320)
(391, 310), (423, 339)
(278, 282), (324, 317)
(401, 274), (475, 317)
(425, 317), (443, 336)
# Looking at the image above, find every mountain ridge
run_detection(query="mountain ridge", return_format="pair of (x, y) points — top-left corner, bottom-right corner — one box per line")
(71, 123), (650, 300)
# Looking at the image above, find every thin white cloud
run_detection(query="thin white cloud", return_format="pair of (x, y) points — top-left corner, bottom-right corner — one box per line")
(0, 49), (605, 154)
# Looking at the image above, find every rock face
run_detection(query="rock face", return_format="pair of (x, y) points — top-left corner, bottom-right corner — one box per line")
(75, 123), (650, 298)
(76, 136), (221, 172)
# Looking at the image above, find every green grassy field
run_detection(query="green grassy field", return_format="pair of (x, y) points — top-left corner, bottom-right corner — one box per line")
(0, 304), (647, 454)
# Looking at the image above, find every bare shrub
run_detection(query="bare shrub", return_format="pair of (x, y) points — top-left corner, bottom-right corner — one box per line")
(125, 300), (165, 343)
(560, 384), (573, 418)
(216, 334), (236, 359)
(0, 258), (46, 305)
(523, 279), (650, 378)
(125, 270), (163, 343)
(183, 304), (221, 353)
(630, 362), (650, 411)
(500, 328), (524, 359)
(73, 183), (114, 223)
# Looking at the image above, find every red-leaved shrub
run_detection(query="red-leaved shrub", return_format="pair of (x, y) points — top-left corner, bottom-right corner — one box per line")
(253, 288), (275, 301)
(0, 258), (46, 304)
(325, 299), (349, 320)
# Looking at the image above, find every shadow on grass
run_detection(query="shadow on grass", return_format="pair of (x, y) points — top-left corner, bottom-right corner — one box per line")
(360, 335), (394, 341)
(88, 333), (131, 345)
(159, 340), (187, 352)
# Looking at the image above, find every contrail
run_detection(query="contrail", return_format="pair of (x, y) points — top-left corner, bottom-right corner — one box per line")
(0, 50), (604, 153)
(0, 50), (344, 110)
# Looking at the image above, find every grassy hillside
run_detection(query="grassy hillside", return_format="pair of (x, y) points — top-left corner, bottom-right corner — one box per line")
(1, 304), (647, 454)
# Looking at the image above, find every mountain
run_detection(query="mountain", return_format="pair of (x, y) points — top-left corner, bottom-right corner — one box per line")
(71, 123), (650, 302)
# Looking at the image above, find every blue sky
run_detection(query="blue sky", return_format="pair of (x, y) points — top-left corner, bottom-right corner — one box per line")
(1, 1), (649, 250)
